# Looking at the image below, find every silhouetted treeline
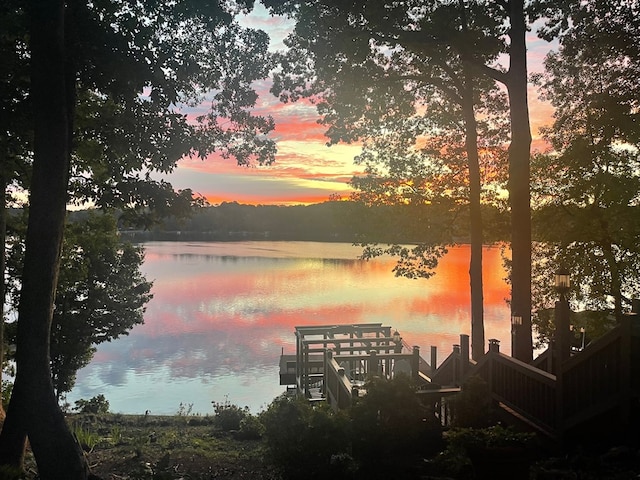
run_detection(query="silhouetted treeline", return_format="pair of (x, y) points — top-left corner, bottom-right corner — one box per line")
(118, 200), (510, 244)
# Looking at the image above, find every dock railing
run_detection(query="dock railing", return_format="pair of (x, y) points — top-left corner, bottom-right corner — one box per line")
(290, 315), (640, 440)
(324, 350), (353, 410)
(324, 347), (423, 410)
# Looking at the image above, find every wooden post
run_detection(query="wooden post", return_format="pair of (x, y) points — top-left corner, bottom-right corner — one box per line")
(555, 298), (571, 365)
(556, 355), (564, 441)
(412, 346), (420, 382)
(430, 345), (437, 377)
(619, 314), (632, 442)
(452, 344), (460, 386)
(303, 343), (309, 398)
(460, 334), (470, 379)
(554, 296), (570, 438)
(295, 331), (301, 395)
(324, 349), (332, 398)
(368, 350), (378, 378)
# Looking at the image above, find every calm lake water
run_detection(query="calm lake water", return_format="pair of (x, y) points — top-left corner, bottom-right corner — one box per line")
(67, 241), (511, 414)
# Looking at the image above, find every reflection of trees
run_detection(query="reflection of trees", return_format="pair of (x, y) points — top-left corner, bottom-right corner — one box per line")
(75, 244), (510, 412)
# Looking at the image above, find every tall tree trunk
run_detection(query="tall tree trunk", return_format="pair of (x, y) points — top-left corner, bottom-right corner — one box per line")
(458, 0), (485, 360)
(0, 172), (6, 422)
(461, 69), (485, 361)
(506, 0), (533, 363)
(0, 0), (88, 477)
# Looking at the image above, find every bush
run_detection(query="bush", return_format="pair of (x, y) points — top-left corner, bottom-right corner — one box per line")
(451, 375), (494, 428)
(350, 375), (443, 471)
(74, 394), (110, 414)
(446, 425), (535, 452)
(261, 395), (352, 479)
(238, 414), (265, 440)
(212, 399), (249, 431)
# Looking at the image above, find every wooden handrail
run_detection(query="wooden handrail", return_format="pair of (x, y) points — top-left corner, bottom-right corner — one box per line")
(431, 351), (460, 386)
(473, 352), (557, 436)
(324, 356), (353, 410)
(560, 318), (633, 432)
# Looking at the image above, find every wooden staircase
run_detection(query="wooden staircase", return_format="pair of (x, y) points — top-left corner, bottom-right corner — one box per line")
(432, 313), (639, 443)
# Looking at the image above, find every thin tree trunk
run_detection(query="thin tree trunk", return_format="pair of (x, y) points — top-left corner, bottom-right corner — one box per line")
(458, 0), (485, 361)
(0, 0), (88, 477)
(506, 0), (533, 362)
(461, 71), (485, 361)
(0, 172), (6, 422)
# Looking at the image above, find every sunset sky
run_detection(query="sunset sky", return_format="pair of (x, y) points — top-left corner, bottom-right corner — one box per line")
(159, 5), (556, 207)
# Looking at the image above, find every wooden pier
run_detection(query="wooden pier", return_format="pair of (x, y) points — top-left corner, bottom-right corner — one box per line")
(280, 313), (640, 444)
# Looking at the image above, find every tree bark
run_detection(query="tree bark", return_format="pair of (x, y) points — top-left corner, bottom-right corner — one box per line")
(461, 68), (485, 361)
(0, 172), (6, 422)
(506, 0), (533, 363)
(0, 0), (88, 477)
(457, 1), (485, 361)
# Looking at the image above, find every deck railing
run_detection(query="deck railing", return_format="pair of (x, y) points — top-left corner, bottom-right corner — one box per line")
(473, 348), (557, 436)
(292, 315), (640, 438)
(560, 314), (639, 434)
(430, 349), (460, 386)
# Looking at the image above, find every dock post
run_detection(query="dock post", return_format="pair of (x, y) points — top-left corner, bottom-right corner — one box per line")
(324, 349), (333, 398)
(368, 350), (378, 378)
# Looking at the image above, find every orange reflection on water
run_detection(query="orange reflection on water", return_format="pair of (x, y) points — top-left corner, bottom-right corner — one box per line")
(71, 242), (512, 414)
(143, 243), (511, 359)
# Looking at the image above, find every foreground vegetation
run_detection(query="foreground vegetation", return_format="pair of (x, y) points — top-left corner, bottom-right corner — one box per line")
(8, 381), (639, 480)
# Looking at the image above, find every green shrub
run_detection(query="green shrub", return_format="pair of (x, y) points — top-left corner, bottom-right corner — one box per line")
(212, 399), (249, 431)
(261, 395), (352, 479)
(446, 425), (535, 452)
(74, 394), (110, 414)
(238, 414), (265, 439)
(350, 375), (443, 464)
(451, 375), (494, 428)
(435, 425), (536, 478)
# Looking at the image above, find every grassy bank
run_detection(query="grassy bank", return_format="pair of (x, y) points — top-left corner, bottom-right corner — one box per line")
(7, 392), (640, 479)
(20, 413), (279, 480)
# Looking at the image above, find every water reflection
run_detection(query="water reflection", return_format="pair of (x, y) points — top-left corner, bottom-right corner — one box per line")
(68, 241), (510, 414)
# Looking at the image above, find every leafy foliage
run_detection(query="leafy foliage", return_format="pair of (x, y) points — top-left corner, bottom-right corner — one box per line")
(212, 400), (249, 432)
(450, 375), (493, 428)
(74, 395), (110, 415)
(2, 0), (277, 225)
(262, 377), (443, 479)
(266, 0), (510, 280)
(350, 375), (442, 463)
(531, 0), (640, 338)
(6, 212), (152, 395)
(261, 396), (352, 480)
(0, 0), (274, 473)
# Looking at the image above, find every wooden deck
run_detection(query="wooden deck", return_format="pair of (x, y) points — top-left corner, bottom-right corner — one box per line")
(280, 314), (640, 443)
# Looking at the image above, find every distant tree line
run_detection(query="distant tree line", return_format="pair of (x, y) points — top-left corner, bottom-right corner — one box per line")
(118, 200), (510, 245)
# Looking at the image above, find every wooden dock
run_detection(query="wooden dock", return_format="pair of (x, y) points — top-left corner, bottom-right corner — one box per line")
(280, 313), (640, 443)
